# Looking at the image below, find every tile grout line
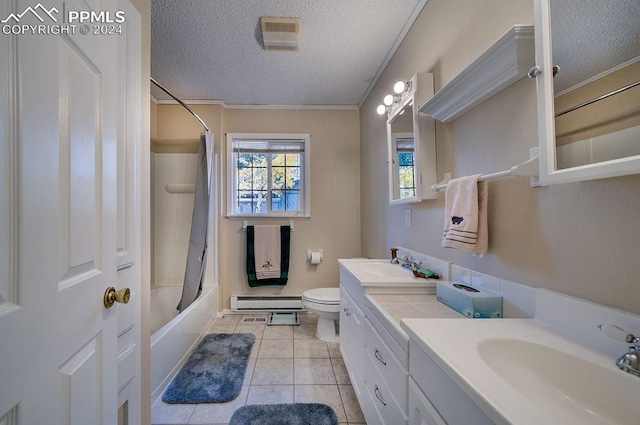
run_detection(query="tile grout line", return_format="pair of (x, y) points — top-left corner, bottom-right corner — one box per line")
(335, 384), (350, 424)
(329, 352), (349, 421)
(292, 334), (297, 401)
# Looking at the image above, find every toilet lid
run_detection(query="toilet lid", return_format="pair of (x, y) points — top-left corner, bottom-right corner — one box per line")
(303, 287), (340, 304)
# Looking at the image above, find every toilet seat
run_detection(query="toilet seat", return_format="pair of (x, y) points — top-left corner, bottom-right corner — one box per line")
(303, 287), (340, 305)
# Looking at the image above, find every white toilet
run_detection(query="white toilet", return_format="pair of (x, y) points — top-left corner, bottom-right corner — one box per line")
(302, 287), (340, 342)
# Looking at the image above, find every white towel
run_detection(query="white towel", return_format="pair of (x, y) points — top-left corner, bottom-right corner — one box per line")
(254, 225), (282, 279)
(442, 175), (488, 257)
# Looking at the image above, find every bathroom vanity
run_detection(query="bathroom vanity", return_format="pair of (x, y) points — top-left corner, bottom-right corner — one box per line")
(339, 257), (640, 425)
(338, 257), (458, 425)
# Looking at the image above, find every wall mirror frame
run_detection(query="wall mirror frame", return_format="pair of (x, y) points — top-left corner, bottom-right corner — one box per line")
(533, 0), (640, 185)
(387, 73), (437, 204)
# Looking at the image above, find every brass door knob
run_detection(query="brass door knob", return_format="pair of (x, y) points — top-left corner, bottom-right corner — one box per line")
(103, 287), (131, 308)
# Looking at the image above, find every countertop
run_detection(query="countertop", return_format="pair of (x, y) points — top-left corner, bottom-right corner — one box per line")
(368, 293), (465, 324)
(365, 293), (465, 353)
(400, 318), (640, 425)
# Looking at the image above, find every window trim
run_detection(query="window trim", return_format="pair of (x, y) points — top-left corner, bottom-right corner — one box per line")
(226, 133), (311, 218)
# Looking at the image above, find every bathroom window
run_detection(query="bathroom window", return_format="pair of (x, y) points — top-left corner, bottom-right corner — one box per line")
(227, 133), (310, 218)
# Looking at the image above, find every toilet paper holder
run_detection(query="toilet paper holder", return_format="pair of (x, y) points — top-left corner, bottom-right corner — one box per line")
(307, 249), (323, 264)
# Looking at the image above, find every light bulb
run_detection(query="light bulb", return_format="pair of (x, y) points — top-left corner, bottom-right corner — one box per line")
(376, 105), (386, 115)
(383, 94), (394, 106)
(393, 81), (406, 94)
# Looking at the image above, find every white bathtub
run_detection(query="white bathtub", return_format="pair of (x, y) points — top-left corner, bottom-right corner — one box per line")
(150, 284), (217, 402)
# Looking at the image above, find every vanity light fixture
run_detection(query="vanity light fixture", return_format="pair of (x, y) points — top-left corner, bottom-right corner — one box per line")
(393, 80), (412, 94)
(377, 79), (413, 116)
(376, 94), (395, 115)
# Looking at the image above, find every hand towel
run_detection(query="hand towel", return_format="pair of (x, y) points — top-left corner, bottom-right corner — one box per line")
(253, 225), (282, 279)
(442, 175), (488, 256)
(246, 225), (290, 287)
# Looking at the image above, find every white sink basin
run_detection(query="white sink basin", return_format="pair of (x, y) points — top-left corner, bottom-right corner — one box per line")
(360, 262), (412, 277)
(338, 258), (429, 286)
(400, 318), (640, 425)
(478, 338), (640, 424)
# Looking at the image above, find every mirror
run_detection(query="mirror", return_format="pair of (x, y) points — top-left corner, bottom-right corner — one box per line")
(387, 73), (437, 204)
(534, 0), (640, 184)
(390, 103), (416, 200)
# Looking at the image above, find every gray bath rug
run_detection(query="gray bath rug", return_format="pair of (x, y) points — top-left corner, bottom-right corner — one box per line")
(229, 403), (338, 425)
(162, 333), (255, 404)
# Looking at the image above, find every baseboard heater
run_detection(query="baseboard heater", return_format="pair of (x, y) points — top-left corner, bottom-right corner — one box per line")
(230, 294), (304, 312)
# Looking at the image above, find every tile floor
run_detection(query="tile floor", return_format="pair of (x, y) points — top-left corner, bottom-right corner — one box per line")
(151, 313), (367, 425)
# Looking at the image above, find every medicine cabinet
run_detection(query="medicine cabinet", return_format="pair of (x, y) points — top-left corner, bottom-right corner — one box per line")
(533, 0), (640, 185)
(387, 73), (437, 204)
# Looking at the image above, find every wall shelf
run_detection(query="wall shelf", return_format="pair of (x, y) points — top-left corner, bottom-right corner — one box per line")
(419, 25), (535, 122)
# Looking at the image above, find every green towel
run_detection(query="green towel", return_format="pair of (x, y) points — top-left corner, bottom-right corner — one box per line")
(246, 225), (290, 287)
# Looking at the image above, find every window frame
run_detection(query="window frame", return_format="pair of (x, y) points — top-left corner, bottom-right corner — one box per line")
(226, 133), (311, 218)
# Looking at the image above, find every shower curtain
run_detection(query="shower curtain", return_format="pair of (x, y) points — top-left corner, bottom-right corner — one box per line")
(178, 132), (212, 312)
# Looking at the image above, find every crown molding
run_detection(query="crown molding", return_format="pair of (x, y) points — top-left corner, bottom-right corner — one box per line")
(150, 96), (358, 110)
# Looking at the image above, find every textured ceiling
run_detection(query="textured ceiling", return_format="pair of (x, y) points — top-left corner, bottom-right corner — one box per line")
(151, 0), (425, 106)
(551, 0), (640, 93)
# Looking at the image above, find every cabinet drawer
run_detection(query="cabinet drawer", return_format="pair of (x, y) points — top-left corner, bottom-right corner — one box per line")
(365, 318), (408, 410)
(408, 378), (446, 425)
(363, 350), (408, 425)
(366, 305), (408, 367)
(409, 341), (494, 425)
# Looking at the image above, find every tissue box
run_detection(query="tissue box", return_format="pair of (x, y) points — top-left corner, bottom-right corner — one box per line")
(436, 281), (502, 318)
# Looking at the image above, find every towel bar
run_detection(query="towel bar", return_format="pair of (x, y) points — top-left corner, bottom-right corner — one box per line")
(242, 220), (294, 232)
(431, 155), (539, 192)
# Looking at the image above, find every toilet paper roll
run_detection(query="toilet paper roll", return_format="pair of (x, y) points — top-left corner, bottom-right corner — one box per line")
(310, 251), (322, 264)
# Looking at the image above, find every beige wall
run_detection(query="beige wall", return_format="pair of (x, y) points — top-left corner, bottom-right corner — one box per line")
(360, 0), (640, 315)
(152, 103), (223, 153)
(151, 105), (361, 310)
(221, 109), (361, 309)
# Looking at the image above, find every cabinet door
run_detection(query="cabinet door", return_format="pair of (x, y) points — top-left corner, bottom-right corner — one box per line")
(409, 379), (447, 425)
(339, 286), (366, 398)
(339, 287), (352, 367)
(349, 295), (365, 397)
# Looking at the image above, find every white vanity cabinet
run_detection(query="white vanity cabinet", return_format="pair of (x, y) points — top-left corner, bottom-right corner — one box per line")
(339, 264), (411, 425)
(339, 284), (365, 399)
(361, 316), (409, 425)
(339, 265), (369, 401)
(338, 258), (449, 425)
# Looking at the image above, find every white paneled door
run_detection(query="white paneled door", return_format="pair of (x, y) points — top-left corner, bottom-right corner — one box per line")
(0, 0), (141, 424)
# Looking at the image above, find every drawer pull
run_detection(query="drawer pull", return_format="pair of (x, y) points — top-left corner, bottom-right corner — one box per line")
(373, 348), (387, 366)
(374, 385), (387, 406)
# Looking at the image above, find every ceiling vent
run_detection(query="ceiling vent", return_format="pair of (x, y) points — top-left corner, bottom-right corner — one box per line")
(260, 17), (300, 51)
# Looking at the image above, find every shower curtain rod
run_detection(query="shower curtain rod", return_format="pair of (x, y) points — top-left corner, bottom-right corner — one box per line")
(555, 79), (640, 118)
(150, 77), (210, 133)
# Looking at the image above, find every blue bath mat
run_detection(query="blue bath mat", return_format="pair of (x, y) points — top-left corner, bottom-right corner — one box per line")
(229, 403), (338, 425)
(162, 333), (255, 403)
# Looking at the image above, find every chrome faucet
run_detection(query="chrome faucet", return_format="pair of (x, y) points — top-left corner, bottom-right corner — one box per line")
(399, 255), (423, 270)
(598, 324), (640, 377)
